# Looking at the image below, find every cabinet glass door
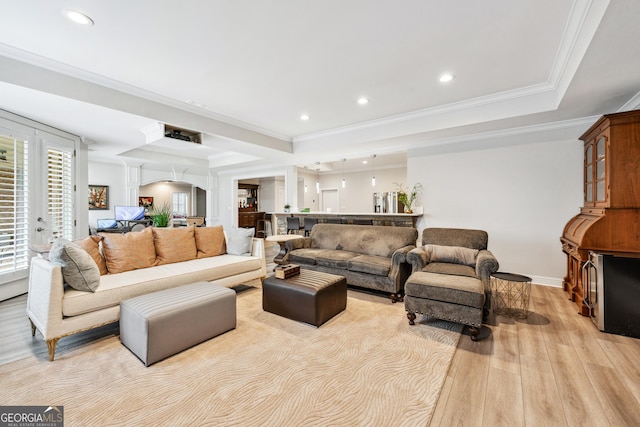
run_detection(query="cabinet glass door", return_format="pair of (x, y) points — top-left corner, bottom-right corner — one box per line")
(595, 136), (606, 203)
(585, 144), (593, 204)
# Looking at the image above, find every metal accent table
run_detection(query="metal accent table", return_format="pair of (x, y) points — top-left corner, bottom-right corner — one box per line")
(491, 272), (532, 319)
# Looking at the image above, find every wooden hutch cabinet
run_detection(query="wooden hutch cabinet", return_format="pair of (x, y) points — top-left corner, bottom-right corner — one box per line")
(561, 110), (640, 315)
(238, 183), (265, 231)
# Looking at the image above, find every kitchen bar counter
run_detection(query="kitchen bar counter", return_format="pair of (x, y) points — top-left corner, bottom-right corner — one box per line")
(268, 211), (422, 235)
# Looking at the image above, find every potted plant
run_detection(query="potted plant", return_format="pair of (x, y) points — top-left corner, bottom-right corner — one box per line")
(283, 204), (290, 213)
(149, 202), (172, 227)
(396, 182), (422, 213)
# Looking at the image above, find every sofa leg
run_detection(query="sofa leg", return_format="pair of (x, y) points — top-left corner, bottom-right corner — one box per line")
(407, 312), (416, 325)
(46, 338), (60, 361)
(468, 326), (481, 341)
(30, 319), (36, 337)
(390, 293), (404, 303)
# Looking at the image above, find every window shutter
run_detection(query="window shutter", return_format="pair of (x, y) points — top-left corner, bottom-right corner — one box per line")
(47, 147), (73, 241)
(0, 135), (29, 276)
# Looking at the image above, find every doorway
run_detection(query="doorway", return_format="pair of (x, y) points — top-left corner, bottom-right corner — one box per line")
(321, 189), (340, 212)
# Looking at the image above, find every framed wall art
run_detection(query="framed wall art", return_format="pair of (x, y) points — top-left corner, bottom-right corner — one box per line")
(88, 185), (109, 210)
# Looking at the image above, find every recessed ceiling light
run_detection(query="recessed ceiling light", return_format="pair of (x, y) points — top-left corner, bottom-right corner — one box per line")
(362, 160), (368, 164)
(300, 114), (310, 121)
(357, 97), (369, 105)
(64, 10), (94, 26)
(439, 73), (455, 83)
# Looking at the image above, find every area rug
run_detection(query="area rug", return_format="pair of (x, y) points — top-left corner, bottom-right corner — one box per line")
(0, 287), (461, 426)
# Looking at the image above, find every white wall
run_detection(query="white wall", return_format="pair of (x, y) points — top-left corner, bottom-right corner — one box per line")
(88, 163), (127, 227)
(408, 139), (583, 286)
(300, 167), (407, 213)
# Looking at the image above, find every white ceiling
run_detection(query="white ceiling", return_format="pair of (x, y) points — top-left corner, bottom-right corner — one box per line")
(0, 0), (639, 175)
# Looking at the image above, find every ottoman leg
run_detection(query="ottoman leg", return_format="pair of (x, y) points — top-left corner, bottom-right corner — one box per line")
(407, 312), (416, 325)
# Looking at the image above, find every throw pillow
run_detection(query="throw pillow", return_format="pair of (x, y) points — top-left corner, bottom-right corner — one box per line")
(74, 235), (108, 275)
(99, 227), (156, 274)
(49, 239), (100, 292)
(226, 227), (254, 256)
(194, 225), (226, 258)
(152, 226), (198, 265)
(426, 244), (479, 267)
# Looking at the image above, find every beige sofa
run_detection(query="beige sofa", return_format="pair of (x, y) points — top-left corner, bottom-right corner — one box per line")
(27, 226), (266, 361)
(284, 224), (418, 302)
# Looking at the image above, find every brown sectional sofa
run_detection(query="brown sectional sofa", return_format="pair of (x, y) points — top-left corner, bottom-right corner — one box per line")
(27, 226), (266, 361)
(283, 224), (418, 301)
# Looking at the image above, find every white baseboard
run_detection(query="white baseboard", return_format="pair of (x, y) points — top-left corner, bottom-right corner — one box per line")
(528, 275), (563, 288)
(0, 278), (28, 302)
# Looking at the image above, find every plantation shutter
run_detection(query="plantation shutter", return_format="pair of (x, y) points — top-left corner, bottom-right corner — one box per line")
(47, 147), (74, 241)
(0, 134), (29, 277)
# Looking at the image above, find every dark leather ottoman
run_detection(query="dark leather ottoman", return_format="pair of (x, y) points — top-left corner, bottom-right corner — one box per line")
(262, 269), (347, 327)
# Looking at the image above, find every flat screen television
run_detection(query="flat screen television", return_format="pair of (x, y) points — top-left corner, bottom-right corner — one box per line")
(114, 206), (145, 221)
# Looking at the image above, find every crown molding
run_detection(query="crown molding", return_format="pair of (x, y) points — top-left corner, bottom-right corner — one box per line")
(293, 0), (609, 145)
(408, 115), (599, 157)
(618, 90), (640, 112)
(0, 42), (291, 142)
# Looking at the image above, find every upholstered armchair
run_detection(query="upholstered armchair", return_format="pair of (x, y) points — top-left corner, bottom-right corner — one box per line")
(404, 228), (499, 340)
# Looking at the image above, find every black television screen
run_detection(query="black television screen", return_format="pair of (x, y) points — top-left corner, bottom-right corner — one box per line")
(114, 206), (145, 221)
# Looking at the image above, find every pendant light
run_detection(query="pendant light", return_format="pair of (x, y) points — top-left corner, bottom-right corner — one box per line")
(341, 158), (346, 188)
(371, 154), (376, 187)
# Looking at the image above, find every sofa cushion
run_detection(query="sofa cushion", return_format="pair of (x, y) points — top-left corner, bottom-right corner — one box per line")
(74, 235), (108, 275)
(99, 227), (156, 274)
(423, 262), (477, 278)
(49, 239), (100, 292)
(347, 254), (391, 276)
(316, 250), (359, 270)
(405, 271), (484, 308)
(425, 244), (478, 266)
(153, 226), (197, 265)
(226, 227), (254, 255)
(195, 225), (226, 258)
(287, 248), (330, 265)
(62, 255), (263, 316)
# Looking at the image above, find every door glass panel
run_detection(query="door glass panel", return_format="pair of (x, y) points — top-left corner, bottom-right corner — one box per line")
(586, 165), (593, 183)
(596, 181), (605, 201)
(586, 144), (593, 162)
(586, 184), (593, 202)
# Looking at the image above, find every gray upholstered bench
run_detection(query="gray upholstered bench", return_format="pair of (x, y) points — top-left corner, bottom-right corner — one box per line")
(120, 281), (236, 366)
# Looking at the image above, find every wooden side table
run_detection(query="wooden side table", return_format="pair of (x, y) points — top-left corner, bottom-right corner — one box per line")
(491, 272), (532, 319)
(266, 235), (304, 265)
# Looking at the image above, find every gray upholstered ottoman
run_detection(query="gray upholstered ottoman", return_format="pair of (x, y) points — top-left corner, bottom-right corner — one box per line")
(262, 269), (347, 327)
(120, 281), (236, 366)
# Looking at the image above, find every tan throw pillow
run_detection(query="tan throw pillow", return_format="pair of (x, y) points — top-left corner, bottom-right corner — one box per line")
(99, 227), (156, 274)
(153, 226), (198, 265)
(74, 235), (108, 275)
(194, 225), (226, 258)
(426, 244), (479, 266)
(49, 239), (100, 292)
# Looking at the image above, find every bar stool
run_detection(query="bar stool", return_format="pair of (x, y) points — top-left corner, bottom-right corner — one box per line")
(303, 217), (318, 236)
(286, 217), (303, 234)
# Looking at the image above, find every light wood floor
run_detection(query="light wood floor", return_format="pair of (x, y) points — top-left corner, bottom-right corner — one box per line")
(431, 284), (640, 426)
(2, 262), (639, 425)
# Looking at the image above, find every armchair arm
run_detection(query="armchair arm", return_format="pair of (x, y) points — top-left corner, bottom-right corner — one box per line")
(476, 249), (499, 291)
(389, 245), (416, 292)
(27, 257), (65, 341)
(406, 246), (429, 273)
